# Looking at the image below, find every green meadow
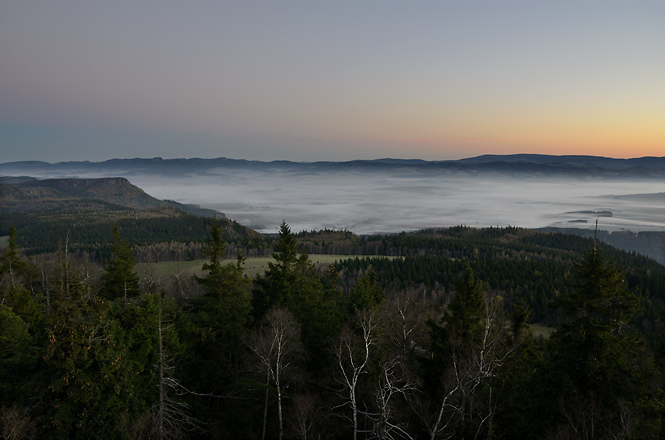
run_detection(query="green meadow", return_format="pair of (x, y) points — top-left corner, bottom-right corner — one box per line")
(137, 254), (371, 280)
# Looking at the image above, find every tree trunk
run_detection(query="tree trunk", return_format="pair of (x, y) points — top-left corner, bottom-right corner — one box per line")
(158, 296), (164, 440)
(261, 371), (270, 440)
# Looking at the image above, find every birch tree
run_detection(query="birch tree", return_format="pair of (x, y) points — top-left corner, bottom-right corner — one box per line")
(334, 310), (379, 440)
(366, 354), (417, 440)
(418, 265), (516, 440)
(249, 307), (304, 440)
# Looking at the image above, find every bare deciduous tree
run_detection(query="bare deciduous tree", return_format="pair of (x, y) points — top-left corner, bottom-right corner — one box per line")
(0, 406), (35, 440)
(365, 354), (417, 440)
(415, 293), (516, 440)
(249, 307), (304, 440)
(383, 290), (422, 355)
(287, 393), (323, 440)
(334, 310), (379, 440)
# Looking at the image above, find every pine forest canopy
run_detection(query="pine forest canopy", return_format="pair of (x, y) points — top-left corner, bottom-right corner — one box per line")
(1, 214), (665, 438)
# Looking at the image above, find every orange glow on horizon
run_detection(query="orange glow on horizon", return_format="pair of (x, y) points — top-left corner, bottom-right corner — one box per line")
(367, 132), (664, 160)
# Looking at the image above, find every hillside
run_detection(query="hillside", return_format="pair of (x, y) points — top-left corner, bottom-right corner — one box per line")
(0, 176), (222, 215)
(0, 177), (267, 257)
(294, 227), (665, 333)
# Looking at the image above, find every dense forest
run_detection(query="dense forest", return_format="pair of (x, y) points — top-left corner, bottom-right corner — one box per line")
(1, 220), (664, 439)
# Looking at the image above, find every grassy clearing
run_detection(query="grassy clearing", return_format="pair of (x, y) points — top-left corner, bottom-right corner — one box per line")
(137, 254), (369, 281)
(530, 323), (556, 339)
(0, 236), (8, 249)
(136, 259), (205, 280)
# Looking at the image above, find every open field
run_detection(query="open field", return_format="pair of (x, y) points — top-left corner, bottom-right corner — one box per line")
(530, 322), (556, 339)
(137, 254), (372, 280)
(0, 236), (8, 249)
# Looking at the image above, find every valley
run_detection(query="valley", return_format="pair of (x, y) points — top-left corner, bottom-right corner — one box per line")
(2, 155), (665, 439)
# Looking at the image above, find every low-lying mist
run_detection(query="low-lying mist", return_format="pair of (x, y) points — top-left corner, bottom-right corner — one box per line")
(4, 162), (663, 235)
(125, 169), (665, 235)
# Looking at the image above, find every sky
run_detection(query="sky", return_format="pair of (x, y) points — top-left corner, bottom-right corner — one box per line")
(1, 1), (664, 163)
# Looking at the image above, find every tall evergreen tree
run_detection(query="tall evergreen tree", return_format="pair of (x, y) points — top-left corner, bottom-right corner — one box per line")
(100, 224), (140, 302)
(194, 220), (250, 299)
(0, 225), (27, 280)
(38, 249), (138, 439)
(252, 221), (311, 318)
(544, 243), (659, 438)
(0, 304), (38, 408)
(252, 221), (344, 371)
(426, 263), (484, 387)
(0, 225), (41, 331)
(181, 221), (251, 398)
(347, 268), (384, 314)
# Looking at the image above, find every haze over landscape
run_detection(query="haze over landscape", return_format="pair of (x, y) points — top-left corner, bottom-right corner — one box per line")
(2, 157), (664, 237)
(1, 2), (664, 236)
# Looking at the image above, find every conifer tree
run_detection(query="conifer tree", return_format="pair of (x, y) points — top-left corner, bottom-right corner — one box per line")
(252, 221), (303, 317)
(545, 243), (659, 438)
(0, 304), (37, 408)
(0, 225), (27, 280)
(426, 263), (484, 386)
(39, 247), (136, 439)
(252, 221), (344, 371)
(347, 268), (384, 314)
(100, 224), (140, 302)
(183, 221), (251, 390)
(0, 225), (40, 330)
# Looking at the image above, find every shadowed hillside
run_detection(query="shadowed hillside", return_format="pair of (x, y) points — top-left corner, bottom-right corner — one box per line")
(1, 176), (222, 216)
(0, 177), (268, 257)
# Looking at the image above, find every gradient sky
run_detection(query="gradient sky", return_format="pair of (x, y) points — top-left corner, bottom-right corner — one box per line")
(1, 1), (664, 163)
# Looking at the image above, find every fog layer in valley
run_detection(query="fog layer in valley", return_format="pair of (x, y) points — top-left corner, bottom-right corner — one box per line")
(126, 170), (664, 235)
(4, 163), (663, 235)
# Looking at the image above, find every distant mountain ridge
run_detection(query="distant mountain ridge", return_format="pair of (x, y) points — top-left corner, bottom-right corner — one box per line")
(2, 154), (664, 179)
(459, 154), (665, 170)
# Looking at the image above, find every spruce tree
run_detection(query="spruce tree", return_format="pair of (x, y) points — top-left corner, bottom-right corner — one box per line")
(100, 224), (140, 302)
(0, 225), (40, 329)
(0, 225), (27, 279)
(545, 243), (658, 438)
(39, 248), (137, 439)
(252, 221), (344, 371)
(347, 268), (384, 314)
(184, 221), (251, 390)
(252, 221), (303, 318)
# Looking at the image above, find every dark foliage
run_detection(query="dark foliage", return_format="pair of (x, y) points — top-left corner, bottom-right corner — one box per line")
(1, 224), (663, 439)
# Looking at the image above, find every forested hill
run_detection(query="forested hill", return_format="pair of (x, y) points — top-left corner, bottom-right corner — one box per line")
(300, 227), (665, 326)
(0, 176), (222, 215)
(1, 177), (267, 258)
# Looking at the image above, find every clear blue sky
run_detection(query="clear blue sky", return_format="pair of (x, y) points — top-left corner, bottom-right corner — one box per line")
(1, 1), (664, 162)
